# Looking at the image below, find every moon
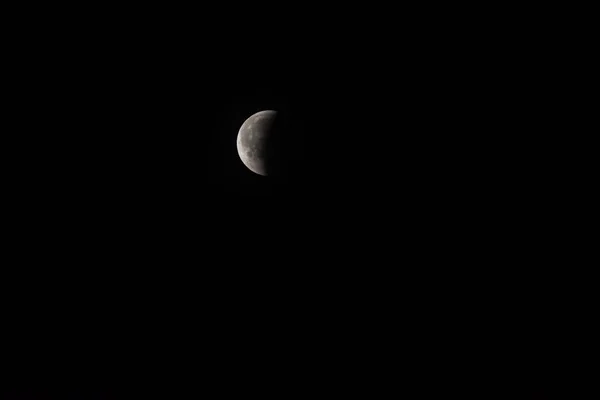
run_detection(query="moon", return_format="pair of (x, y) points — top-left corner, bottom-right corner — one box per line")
(237, 110), (277, 176)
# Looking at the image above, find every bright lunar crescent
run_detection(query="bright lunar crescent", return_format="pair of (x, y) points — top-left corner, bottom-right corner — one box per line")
(236, 110), (277, 176)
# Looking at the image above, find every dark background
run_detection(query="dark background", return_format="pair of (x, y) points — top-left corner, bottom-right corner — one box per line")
(1, 3), (564, 399)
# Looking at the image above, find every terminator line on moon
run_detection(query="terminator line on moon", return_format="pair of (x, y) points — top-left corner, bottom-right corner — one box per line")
(237, 110), (277, 176)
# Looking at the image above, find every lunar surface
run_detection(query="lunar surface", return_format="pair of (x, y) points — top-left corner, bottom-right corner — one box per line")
(237, 110), (277, 176)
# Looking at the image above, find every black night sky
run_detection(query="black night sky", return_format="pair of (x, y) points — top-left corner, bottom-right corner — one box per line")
(2, 4), (561, 399)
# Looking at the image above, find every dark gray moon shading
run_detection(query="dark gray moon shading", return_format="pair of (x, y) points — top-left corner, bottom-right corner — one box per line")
(237, 110), (277, 176)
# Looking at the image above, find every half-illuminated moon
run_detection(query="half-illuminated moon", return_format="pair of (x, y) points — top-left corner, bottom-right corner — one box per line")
(236, 110), (277, 176)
